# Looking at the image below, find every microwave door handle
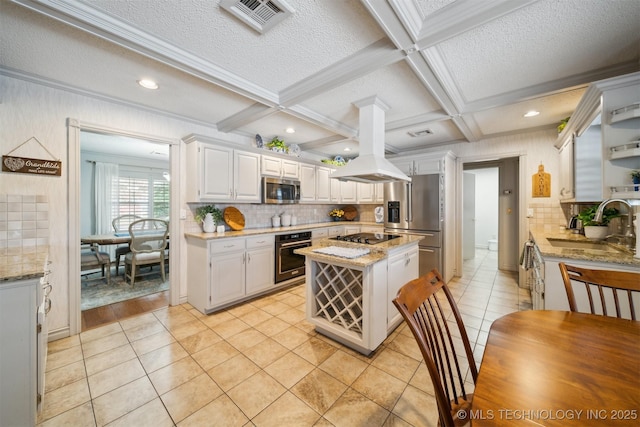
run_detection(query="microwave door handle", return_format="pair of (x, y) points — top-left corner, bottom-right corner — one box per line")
(406, 182), (412, 223)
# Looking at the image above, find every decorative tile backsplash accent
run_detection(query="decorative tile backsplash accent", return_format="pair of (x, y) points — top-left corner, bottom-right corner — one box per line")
(527, 202), (565, 230)
(185, 203), (379, 233)
(0, 194), (50, 279)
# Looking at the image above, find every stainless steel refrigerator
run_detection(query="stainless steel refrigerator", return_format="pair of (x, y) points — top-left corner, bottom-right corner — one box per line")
(384, 174), (442, 277)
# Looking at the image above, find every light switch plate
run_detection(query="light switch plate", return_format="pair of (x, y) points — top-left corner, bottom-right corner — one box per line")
(527, 208), (534, 218)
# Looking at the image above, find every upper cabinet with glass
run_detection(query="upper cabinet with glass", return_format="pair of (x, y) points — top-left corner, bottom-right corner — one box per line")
(556, 71), (640, 201)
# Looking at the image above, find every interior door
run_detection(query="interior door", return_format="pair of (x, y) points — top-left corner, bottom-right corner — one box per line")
(463, 172), (476, 260)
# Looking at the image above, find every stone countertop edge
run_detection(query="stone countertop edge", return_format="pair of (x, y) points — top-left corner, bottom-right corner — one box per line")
(529, 226), (640, 267)
(184, 221), (382, 240)
(294, 235), (423, 268)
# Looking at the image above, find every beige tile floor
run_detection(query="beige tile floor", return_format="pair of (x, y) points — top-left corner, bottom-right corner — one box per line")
(39, 249), (531, 427)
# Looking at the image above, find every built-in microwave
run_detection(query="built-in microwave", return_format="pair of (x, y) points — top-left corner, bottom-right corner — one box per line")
(262, 177), (301, 204)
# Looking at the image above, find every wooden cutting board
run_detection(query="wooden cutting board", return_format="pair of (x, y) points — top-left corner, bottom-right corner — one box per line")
(224, 207), (245, 230)
(343, 205), (358, 221)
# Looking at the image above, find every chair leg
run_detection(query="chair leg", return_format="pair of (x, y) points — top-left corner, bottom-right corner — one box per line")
(131, 263), (136, 287)
(160, 259), (166, 283)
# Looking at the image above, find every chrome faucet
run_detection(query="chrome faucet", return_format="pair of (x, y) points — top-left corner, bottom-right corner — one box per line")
(594, 198), (636, 251)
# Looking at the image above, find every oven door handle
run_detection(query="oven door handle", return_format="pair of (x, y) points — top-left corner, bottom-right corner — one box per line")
(279, 240), (311, 248)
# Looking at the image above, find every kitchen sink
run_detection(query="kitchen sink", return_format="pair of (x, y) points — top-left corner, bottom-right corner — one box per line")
(546, 238), (625, 253)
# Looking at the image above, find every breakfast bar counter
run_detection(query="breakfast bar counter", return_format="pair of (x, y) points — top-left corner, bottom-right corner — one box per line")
(295, 235), (422, 355)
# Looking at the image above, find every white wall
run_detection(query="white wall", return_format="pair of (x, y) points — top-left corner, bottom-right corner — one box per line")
(467, 168), (499, 248)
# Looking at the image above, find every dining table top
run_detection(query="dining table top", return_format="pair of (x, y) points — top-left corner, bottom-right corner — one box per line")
(81, 231), (169, 245)
(471, 310), (640, 426)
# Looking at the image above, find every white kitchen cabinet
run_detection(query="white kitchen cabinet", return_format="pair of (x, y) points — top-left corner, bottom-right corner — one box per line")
(355, 183), (384, 204)
(1, 277), (42, 427)
(543, 257), (639, 315)
(184, 137), (260, 203)
(211, 247), (246, 305)
(316, 166), (332, 202)
(558, 136), (574, 201)
(340, 181), (357, 203)
(386, 245), (419, 329)
(245, 236), (275, 295)
(330, 176), (341, 202)
(327, 225), (344, 237)
(344, 225), (360, 235)
(391, 154), (443, 176)
(360, 225), (384, 233)
(357, 183), (374, 203)
(187, 234), (275, 313)
(312, 228), (328, 240)
(261, 154), (299, 179)
(300, 164), (331, 202)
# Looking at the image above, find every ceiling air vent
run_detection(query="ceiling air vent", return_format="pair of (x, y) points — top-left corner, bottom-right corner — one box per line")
(220, 0), (295, 34)
(407, 129), (433, 137)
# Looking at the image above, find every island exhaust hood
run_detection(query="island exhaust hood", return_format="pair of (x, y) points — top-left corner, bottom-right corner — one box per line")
(330, 97), (411, 183)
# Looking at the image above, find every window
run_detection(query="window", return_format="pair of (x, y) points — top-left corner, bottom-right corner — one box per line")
(114, 168), (169, 219)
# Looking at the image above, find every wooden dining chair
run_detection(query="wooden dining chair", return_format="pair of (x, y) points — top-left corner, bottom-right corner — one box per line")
(558, 262), (640, 320)
(124, 218), (169, 287)
(393, 269), (478, 427)
(112, 214), (141, 276)
(80, 243), (111, 285)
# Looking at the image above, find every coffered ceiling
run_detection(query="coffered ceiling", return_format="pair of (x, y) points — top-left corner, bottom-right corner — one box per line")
(1, 0), (638, 159)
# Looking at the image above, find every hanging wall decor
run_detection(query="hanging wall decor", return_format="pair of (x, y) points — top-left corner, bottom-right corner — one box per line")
(532, 163), (550, 197)
(2, 137), (62, 176)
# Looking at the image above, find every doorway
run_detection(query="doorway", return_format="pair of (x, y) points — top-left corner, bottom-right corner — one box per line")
(463, 158), (519, 272)
(79, 131), (172, 329)
(67, 120), (180, 336)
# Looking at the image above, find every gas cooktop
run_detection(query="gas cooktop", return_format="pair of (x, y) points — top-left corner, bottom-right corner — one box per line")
(331, 233), (400, 245)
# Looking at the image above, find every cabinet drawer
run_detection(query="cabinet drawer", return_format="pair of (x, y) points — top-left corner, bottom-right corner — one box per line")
(210, 238), (244, 254)
(246, 235), (274, 249)
(312, 229), (328, 238)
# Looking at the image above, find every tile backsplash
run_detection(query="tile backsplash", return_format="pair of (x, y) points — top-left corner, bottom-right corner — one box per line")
(185, 203), (380, 233)
(0, 194), (50, 279)
(527, 201), (566, 230)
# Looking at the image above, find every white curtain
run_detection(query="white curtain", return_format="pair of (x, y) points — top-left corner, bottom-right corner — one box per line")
(94, 162), (119, 258)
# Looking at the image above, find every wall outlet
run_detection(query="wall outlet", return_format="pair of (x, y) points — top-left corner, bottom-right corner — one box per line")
(527, 208), (534, 218)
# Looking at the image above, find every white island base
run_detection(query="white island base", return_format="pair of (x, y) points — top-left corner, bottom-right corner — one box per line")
(300, 239), (419, 356)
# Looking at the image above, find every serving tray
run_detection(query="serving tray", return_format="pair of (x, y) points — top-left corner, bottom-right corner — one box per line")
(223, 206), (245, 231)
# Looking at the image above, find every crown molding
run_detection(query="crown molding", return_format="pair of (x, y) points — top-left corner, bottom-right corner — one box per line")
(11, 0), (278, 106)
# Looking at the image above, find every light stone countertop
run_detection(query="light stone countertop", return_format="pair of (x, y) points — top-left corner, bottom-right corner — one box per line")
(529, 226), (640, 267)
(294, 234), (423, 268)
(184, 221), (382, 240)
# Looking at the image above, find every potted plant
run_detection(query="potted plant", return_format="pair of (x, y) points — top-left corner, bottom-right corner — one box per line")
(266, 136), (289, 153)
(329, 208), (344, 221)
(577, 205), (620, 240)
(195, 205), (223, 232)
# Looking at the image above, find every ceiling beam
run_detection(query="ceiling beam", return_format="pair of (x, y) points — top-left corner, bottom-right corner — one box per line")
(216, 103), (280, 133)
(278, 38), (405, 107)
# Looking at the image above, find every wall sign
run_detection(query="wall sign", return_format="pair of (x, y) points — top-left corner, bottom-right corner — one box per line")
(532, 164), (550, 197)
(2, 137), (62, 177)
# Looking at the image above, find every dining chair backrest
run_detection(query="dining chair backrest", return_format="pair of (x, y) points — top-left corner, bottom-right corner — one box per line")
(393, 269), (477, 427)
(112, 214), (141, 232)
(559, 262), (640, 320)
(128, 218), (168, 253)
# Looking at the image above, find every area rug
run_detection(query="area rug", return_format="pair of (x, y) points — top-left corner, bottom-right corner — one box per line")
(81, 268), (169, 311)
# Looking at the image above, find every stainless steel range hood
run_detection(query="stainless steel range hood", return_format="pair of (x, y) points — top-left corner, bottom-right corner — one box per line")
(330, 96), (411, 183)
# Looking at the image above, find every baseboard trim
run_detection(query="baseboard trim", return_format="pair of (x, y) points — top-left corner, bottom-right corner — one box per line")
(48, 326), (71, 341)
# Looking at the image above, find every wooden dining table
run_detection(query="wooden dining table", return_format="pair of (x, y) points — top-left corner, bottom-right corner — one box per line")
(81, 232), (170, 246)
(471, 310), (640, 426)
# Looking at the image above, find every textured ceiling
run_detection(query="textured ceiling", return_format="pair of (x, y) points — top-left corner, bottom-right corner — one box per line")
(1, 0), (639, 160)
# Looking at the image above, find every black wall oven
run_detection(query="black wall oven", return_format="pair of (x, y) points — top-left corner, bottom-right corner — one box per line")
(275, 232), (311, 283)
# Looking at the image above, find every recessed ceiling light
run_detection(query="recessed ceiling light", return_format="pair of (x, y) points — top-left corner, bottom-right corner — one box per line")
(524, 110), (540, 117)
(285, 127), (295, 134)
(344, 147), (351, 152)
(138, 79), (158, 90)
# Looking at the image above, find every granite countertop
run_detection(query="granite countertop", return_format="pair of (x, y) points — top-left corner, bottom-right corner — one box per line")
(294, 234), (423, 268)
(184, 221), (383, 241)
(529, 226), (640, 267)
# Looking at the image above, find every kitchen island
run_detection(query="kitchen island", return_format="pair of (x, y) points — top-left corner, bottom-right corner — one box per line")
(295, 234), (422, 355)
